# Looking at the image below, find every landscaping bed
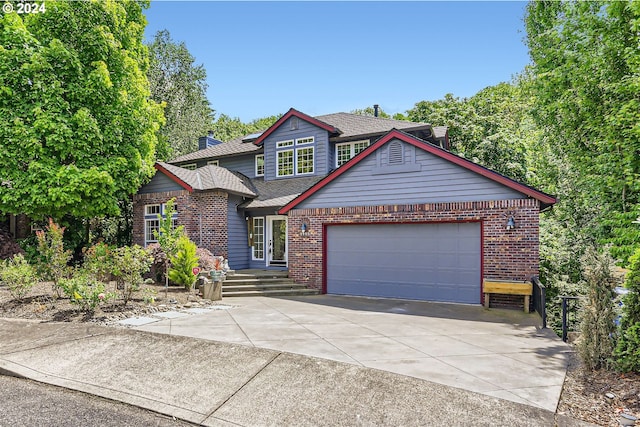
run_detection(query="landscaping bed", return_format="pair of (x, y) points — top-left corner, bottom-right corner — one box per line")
(0, 281), (638, 426)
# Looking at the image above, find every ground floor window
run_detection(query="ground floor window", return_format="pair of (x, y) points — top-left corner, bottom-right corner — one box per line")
(144, 203), (178, 246)
(252, 217), (264, 260)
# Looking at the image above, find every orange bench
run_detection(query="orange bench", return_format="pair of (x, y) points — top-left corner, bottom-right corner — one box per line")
(483, 279), (533, 313)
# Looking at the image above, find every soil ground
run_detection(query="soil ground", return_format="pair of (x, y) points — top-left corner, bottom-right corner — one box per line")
(1, 281), (638, 426)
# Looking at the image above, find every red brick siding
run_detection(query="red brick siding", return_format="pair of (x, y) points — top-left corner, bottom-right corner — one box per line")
(287, 198), (540, 308)
(132, 190), (229, 257)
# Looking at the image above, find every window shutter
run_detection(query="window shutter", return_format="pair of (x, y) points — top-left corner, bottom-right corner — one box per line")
(247, 217), (254, 246)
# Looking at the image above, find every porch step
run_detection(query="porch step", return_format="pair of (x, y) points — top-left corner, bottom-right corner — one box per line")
(221, 272), (319, 297)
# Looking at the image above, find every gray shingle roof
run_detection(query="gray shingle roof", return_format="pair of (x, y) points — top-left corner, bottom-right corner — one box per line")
(157, 162), (256, 197)
(168, 112), (446, 164)
(240, 176), (325, 209)
(170, 136), (261, 163)
(315, 112), (432, 138)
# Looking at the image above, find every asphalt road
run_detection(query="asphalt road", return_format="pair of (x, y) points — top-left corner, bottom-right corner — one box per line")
(0, 375), (196, 427)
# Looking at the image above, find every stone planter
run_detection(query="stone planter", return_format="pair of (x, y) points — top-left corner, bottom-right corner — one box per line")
(202, 279), (222, 301)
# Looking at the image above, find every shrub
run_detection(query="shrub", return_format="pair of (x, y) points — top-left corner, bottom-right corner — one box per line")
(0, 254), (38, 300)
(168, 235), (199, 291)
(145, 243), (167, 283)
(59, 269), (114, 312)
(196, 247), (217, 271)
(35, 218), (72, 297)
(83, 242), (115, 283)
(614, 247), (640, 372)
(577, 246), (617, 370)
(111, 245), (152, 305)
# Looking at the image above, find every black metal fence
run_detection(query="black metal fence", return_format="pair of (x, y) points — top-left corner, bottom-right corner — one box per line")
(531, 275), (547, 329)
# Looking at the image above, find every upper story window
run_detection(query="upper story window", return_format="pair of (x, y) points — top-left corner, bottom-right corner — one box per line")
(207, 160), (219, 166)
(336, 140), (370, 167)
(255, 154), (265, 177)
(277, 150), (294, 177)
(276, 136), (315, 177)
(296, 136), (314, 145)
(276, 139), (294, 148)
(182, 163), (197, 170)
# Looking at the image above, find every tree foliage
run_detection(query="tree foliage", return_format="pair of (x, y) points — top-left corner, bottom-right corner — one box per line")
(147, 30), (213, 159)
(211, 114), (280, 142)
(0, 1), (163, 221)
(524, 0), (640, 263)
(406, 84), (530, 182)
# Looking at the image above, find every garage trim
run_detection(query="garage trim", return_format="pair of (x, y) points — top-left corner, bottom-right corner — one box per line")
(322, 219), (485, 303)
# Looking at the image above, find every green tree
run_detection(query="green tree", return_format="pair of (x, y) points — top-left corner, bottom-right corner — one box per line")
(524, 0), (640, 263)
(147, 30), (213, 160)
(211, 114), (280, 143)
(351, 106), (391, 118)
(0, 0), (163, 223)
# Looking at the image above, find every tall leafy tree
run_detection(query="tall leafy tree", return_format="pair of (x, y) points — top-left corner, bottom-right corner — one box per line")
(525, 0), (640, 263)
(211, 114), (280, 142)
(0, 0), (163, 222)
(147, 30), (213, 159)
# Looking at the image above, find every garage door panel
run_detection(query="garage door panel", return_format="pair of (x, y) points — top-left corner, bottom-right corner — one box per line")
(326, 223), (481, 304)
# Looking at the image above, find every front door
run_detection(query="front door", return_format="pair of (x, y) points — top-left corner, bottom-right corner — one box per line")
(267, 216), (287, 266)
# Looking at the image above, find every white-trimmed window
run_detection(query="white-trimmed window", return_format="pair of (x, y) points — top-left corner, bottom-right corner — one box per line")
(255, 154), (264, 177)
(207, 160), (219, 166)
(144, 203), (178, 246)
(277, 149), (294, 177)
(296, 136), (314, 145)
(182, 163), (197, 170)
(252, 217), (264, 260)
(336, 140), (370, 167)
(296, 147), (314, 174)
(276, 139), (294, 148)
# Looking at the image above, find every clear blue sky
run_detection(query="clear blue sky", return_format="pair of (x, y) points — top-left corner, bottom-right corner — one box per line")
(144, 1), (530, 122)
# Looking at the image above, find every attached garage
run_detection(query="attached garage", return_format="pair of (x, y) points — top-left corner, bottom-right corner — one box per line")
(326, 222), (482, 304)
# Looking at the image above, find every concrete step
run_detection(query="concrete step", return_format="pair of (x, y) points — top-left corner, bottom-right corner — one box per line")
(222, 288), (320, 298)
(223, 282), (310, 292)
(223, 277), (297, 286)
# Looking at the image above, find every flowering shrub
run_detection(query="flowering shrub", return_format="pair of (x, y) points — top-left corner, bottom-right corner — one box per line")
(111, 245), (152, 305)
(35, 218), (71, 297)
(0, 254), (37, 300)
(83, 242), (115, 283)
(59, 269), (115, 312)
(195, 247), (217, 271)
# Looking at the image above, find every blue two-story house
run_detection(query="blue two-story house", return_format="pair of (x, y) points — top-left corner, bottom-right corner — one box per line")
(133, 108), (555, 307)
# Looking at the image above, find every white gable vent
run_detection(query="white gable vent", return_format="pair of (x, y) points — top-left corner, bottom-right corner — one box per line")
(388, 140), (404, 165)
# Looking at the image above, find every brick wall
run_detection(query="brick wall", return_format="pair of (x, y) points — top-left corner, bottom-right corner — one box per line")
(287, 198), (540, 309)
(132, 190), (229, 257)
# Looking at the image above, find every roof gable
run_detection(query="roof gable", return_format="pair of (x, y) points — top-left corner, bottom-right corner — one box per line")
(279, 130), (556, 213)
(253, 108), (340, 146)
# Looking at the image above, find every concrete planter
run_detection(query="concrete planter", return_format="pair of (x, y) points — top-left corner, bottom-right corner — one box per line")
(203, 280), (222, 301)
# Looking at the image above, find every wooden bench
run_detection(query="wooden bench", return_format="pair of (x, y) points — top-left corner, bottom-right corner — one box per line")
(483, 279), (533, 313)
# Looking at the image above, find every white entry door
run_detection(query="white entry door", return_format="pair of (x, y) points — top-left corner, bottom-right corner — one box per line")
(267, 215), (287, 266)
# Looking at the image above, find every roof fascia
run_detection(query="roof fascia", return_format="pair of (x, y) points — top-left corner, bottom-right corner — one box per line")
(279, 130), (556, 214)
(154, 163), (193, 192)
(254, 108), (340, 146)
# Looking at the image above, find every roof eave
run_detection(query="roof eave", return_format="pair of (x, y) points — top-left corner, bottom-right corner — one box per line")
(254, 108), (341, 146)
(154, 163), (194, 193)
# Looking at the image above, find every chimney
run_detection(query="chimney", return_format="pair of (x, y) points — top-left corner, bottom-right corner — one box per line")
(198, 131), (223, 150)
(373, 104), (379, 117)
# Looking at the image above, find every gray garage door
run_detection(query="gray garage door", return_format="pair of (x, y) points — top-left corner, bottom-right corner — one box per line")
(326, 222), (481, 304)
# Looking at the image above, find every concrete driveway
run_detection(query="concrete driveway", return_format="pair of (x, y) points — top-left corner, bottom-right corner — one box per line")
(134, 295), (571, 412)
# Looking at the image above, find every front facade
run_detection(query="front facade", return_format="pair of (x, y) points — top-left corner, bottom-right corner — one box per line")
(133, 109), (555, 309)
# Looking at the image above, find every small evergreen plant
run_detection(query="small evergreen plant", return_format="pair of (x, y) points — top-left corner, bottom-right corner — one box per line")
(168, 235), (199, 291)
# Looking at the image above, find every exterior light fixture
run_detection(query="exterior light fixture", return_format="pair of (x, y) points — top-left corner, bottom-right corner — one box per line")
(301, 222), (308, 234)
(506, 216), (515, 230)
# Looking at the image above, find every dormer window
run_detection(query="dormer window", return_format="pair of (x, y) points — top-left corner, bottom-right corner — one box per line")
(336, 140), (369, 167)
(276, 136), (315, 177)
(277, 139), (294, 148)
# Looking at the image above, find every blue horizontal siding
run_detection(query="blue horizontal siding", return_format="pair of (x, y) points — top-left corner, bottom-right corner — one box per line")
(297, 139), (526, 209)
(227, 195), (249, 269)
(138, 172), (183, 194)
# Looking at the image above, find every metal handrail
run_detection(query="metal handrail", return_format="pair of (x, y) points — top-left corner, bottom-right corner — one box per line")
(531, 276), (547, 329)
(559, 295), (581, 342)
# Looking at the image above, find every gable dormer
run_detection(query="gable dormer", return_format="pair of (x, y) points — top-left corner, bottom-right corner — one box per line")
(254, 109), (341, 181)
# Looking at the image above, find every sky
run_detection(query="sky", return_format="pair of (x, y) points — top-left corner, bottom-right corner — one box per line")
(143, 1), (531, 122)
